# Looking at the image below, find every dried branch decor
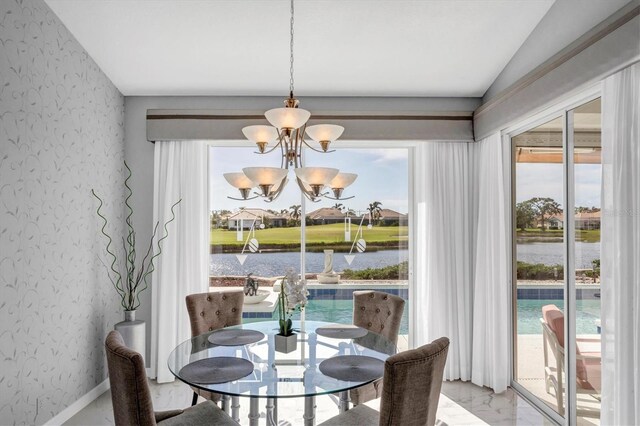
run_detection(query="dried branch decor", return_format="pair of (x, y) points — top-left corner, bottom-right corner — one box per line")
(92, 162), (181, 311)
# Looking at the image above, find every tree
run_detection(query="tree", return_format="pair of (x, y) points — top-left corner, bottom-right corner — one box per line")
(289, 204), (301, 226)
(528, 197), (562, 231)
(332, 203), (344, 211)
(515, 201), (536, 231)
(367, 201), (383, 225)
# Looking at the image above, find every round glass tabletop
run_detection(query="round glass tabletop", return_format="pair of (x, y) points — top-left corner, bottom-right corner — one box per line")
(167, 320), (397, 398)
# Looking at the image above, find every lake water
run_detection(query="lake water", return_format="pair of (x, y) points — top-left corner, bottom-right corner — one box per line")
(210, 242), (600, 276)
(210, 249), (408, 277)
(517, 241), (600, 268)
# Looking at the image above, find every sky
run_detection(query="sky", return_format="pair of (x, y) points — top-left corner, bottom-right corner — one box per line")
(516, 163), (602, 208)
(209, 146), (409, 215)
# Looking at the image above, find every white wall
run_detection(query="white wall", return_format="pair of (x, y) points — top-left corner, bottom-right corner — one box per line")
(0, 0), (125, 424)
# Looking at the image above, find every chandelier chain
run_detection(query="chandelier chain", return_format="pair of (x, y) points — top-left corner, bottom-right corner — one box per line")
(289, 0), (295, 96)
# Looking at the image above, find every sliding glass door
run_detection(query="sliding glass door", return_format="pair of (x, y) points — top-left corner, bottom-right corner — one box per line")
(511, 96), (602, 425)
(570, 99), (602, 425)
(513, 115), (566, 417)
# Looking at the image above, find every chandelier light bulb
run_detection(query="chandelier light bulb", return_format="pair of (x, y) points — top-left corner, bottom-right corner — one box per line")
(305, 124), (344, 151)
(265, 107), (311, 130)
(224, 172), (257, 199)
(294, 167), (339, 186)
(223, 172), (256, 189)
(242, 167), (288, 187)
(242, 125), (279, 153)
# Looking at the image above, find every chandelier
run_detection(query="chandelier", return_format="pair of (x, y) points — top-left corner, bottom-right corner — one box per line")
(224, 0), (357, 203)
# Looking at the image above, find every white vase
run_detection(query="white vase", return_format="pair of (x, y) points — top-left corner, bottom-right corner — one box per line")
(275, 333), (297, 353)
(115, 310), (146, 361)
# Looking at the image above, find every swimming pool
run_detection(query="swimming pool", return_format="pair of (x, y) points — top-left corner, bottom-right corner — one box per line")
(244, 286), (410, 335)
(243, 290), (600, 336)
(516, 299), (601, 335)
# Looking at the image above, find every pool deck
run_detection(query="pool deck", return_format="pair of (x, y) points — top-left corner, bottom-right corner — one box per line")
(517, 334), (601, 425)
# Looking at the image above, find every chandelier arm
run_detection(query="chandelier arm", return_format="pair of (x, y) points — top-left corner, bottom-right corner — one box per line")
(295, 177), (321, 203)
(263, 186), (285, 203)
(253, 139), (283, 155)
(279, 131), (288, 169)
(227, 195), (260, 201)
(301, 191), (321, 203)
(323, 194), (355, 201)
(301, 139), (336, 154)
(294, 127), (302, 168)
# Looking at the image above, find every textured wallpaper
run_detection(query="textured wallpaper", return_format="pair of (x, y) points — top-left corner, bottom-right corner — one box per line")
(0, 0), (125, 424)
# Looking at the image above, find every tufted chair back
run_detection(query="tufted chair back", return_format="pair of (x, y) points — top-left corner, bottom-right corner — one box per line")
(185, 291), (244, 337)
(105, 330), (157, 426)
(353, 291), (405, 344)
(379, 337), (449, 426)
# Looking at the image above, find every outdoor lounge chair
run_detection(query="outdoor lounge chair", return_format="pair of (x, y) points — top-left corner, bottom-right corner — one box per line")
(541, 304), (601, 418)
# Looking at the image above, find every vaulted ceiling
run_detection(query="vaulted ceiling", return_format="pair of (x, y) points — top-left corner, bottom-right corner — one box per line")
(46, 0), (555, 97)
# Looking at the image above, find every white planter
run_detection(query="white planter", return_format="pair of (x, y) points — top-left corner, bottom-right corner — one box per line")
(115, 310), (146, 361)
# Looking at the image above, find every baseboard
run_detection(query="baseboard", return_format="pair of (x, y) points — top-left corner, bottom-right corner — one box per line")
(43, 379), (110, 426)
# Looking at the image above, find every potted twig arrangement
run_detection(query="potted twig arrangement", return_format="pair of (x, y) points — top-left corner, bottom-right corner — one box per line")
(92, 162), (180, 356)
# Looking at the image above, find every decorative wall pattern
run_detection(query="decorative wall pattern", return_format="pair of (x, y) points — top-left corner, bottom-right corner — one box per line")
(0, 0), (125, 424)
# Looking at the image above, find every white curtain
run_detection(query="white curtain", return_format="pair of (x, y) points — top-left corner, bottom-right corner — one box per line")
(470, 133), (511, 393)
(601, 62), (640, 425)
(415, 142), (473, 381)
(150, 140), (209, 383)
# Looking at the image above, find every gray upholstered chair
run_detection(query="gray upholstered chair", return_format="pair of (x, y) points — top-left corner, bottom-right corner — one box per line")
(185, 290), (244, 405)
(320, 337), (450, 426)
(350, 290), (405, 405)
(105, 330), (236, 426)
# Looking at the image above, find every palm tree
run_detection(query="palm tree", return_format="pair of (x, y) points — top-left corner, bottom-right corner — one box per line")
(289, 204), (301, 224)
(332, 203), (344, 211)
(367, 201), (383, 225)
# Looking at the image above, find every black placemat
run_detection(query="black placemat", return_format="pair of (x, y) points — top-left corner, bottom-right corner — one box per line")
(319, 355), (384, 382)
(178, 357), (254, 384)
(207, 329), (265, 346)
(316, 325), (368, 339)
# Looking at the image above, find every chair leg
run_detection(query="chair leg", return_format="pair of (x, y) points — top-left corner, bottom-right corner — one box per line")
(191, 392), (198, 406)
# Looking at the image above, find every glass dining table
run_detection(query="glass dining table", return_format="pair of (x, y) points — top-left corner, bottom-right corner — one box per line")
(168, 320), (397, 426)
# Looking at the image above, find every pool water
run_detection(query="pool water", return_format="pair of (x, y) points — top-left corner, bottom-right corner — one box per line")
(246, 298), (600, 337)
(245, 298), (410, 335)
(516, 299), (601, 335)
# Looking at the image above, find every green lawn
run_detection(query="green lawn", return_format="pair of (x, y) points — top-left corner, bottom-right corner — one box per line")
(211, 223), (408, 246)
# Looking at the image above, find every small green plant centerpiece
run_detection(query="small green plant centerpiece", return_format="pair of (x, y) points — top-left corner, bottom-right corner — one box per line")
(92, 162), (180, 319)
(275, 268), (309, 353)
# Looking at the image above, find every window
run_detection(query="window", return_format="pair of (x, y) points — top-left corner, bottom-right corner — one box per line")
(209, 144), (411, 347)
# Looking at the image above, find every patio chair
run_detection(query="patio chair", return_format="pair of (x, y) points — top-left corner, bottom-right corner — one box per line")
(350, 290), (405, 405)
(540, 304), (601, 418)
(185, 290), (244, 406)
(105, 331), (236, 426)
(319, 337), (449, 426)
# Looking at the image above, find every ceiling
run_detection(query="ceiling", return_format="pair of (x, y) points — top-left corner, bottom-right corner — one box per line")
(45, 0), (555, 97)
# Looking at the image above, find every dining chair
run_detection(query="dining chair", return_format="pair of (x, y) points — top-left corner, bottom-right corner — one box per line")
(540, 304), (601, 417)
(185, 290), (244, 406)
(350, 290), (405, 405)
(320, 337), (450, 426)
(105, 330), (237, 426)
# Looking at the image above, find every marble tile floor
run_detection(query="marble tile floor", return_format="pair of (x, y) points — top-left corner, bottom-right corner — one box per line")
(65, 380), (554, 426)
